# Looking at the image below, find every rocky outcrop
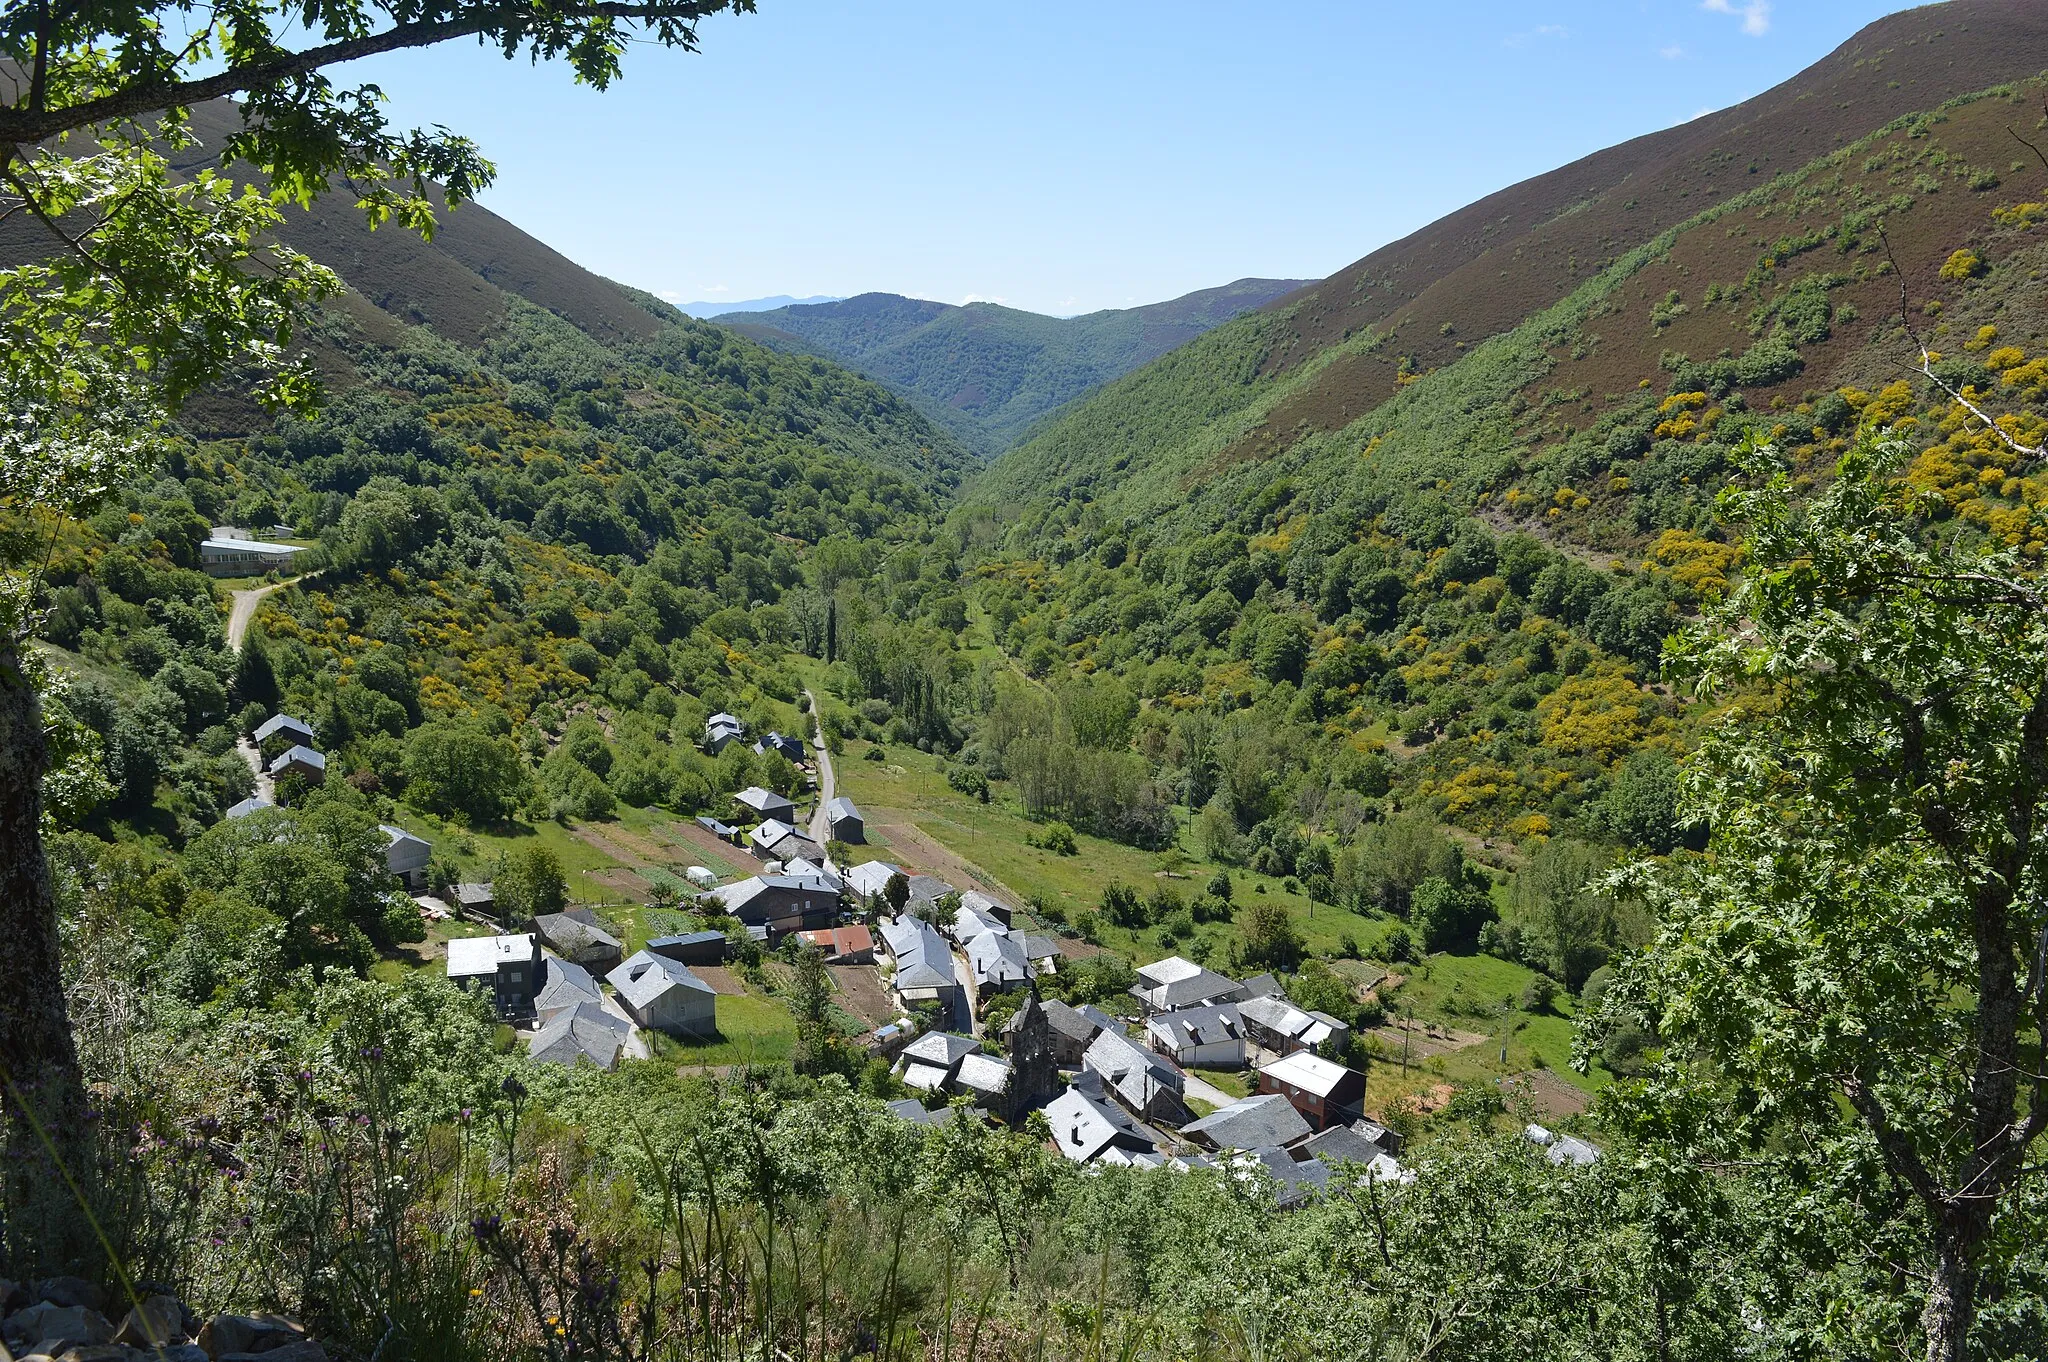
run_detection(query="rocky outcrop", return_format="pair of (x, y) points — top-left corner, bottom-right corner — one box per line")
(0, 1281), (326, 1362)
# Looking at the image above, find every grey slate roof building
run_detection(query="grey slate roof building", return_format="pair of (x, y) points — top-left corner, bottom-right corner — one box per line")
(895, 1031), (984, 1093)
(1045, 1079), (1164, 1165)
(647, 931), (728, 965)
(1145, 1002), (1246, 1069)
(1299, 1122), (1389, 1167)
(225, 795), (275, 820)
(528, 1001), (629, 1070)
(254, 713), (316, 747)
(706, 712), (744, 753)
(267, 744), (326, 782)
(734, 786), (796, 823)
(1130, 956), (1247, 1013)
(380, 824), (432, 889)
(1083, 1027), (1190, 1125)
(1239, 972), (1285, 1000)
(1225, 1147), (1332, 1209)
(453, 882), (495, 915)
(532, 911), (624, 973)
(1180, 1093), (1314, 1152)
(966, 930), (1032, 993)
(607, 950), (716, 1038)
(1015, 934), (1063, 970)
(825, 795), (864, 843)
(845, 860), (902, 905)
(1038, 1000), (1114, 1066)
(880, 916), (962, 1017)
(905, 874), (957, 907)
(754, 731), (807, 762)
(532, 952), (603, 1023)
(1239, 994), (1350, 1057)
(706, 874), (838, 936)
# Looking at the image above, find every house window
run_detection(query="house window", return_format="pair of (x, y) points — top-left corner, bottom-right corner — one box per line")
(506, 970), (523, 985)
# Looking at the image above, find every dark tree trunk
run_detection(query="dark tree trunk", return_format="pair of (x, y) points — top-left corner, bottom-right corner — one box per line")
(0, 640), (92, 1274)
(1924, 1236), (1973, 1362)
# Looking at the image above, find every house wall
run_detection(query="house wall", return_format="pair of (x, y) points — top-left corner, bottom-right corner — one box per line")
(639, 988), (716, 1038)
(1159, 1038), (1245, 1070)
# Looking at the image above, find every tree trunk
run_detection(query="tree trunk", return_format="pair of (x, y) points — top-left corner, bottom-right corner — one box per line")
(1924, 1235), (1973, 1362)
(0, 640), (93, 1275)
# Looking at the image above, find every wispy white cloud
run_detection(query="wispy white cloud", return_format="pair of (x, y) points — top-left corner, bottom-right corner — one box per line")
(1659, 43), (1684, 60)
(658, 290), (683, 302)
(1503, 23), (1567, 47)
(1703, 0), (1770, 37)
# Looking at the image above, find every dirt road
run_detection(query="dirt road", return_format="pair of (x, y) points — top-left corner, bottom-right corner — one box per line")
(226, 577), (301, 652)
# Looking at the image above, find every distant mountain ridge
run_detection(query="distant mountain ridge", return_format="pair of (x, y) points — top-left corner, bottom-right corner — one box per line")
(719, 277), (1312, 454)
(674, 294), (844, 318)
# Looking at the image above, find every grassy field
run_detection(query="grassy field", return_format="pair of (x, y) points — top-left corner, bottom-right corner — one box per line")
(652, 994), (798, 1068)
(830, 734), (1391, 961)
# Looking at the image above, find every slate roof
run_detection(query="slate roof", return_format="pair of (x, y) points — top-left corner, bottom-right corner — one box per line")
(1225, 1147), (1331, 1208)
(268, 743), (325, 775)
(905, 874), (956, 905)
(1258, 1050), (1358, 1098)
(845, 860), (902, 900)
(826, 796), (861, 822)
(533, 952), (602, 1018)
(534, 912), (622, 960)
(735, 786), (795, 818)
(1299, 1123), (1387, 1166)
(880, 917), (957, 991)
(254, 713), (316, 744)
(225, 795), (274, 819)
(453, 882), (494, 907)
(948, 905), (1008, 944)
(606, 950), (714, 1012)
(1239, 971), (1285, 999)
(780, 856), (843, 893)
(1040, 999), (1108, 1046)
(1132, 956), (1245, 1010)
(1526, 1124), (1602, 1166)
(1016, 934), (1063, 964)
(1240, 995), (1344, 1048)
(1181, 1094), (1313, 1151)
(1145, 1002), (1244, 1053)
(1046, 1083), (1162, 1163)
(708, 875), (838, 918)
(954, 1052), (1013, 1097)
(528, 1002), (629, 1070)
(966, 930), (1032, 988)
(959, 889), (1014, 924)
(898, 1031), (981, 1072)
(1084, 1027), (1185, 1114)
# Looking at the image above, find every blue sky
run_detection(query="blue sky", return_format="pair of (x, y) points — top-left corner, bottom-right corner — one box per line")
(342, 0), (1922, 316)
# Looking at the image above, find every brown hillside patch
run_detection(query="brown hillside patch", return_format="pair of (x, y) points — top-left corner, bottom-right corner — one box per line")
(691, 966), (748, 997)
(1234, 1), (2048, 465)
(1503, 1069), (1593, 1121)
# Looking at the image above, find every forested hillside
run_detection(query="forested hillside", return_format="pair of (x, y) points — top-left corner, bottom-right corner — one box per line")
(721, 277), (1309, 454)
(961, 26), (2048, 858)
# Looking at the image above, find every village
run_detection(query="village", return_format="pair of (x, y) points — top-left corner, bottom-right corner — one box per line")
(222, 697), (1597, 1198)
